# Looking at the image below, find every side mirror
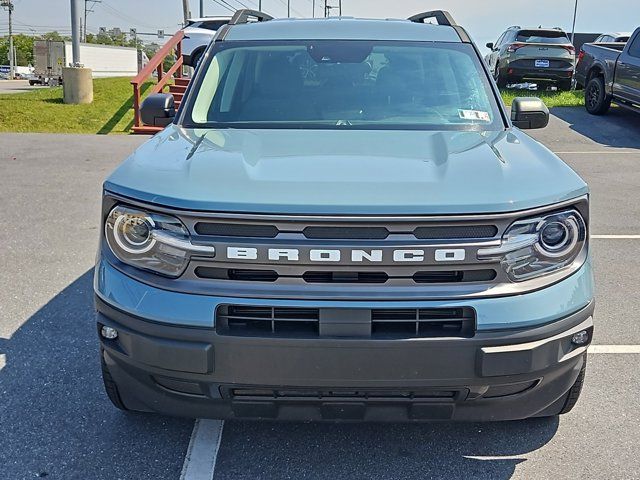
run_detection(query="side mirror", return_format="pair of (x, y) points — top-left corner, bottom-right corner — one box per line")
(486, 42), (494, 50)
(511, 97), (549, 129)
(140, 93), (176, 127)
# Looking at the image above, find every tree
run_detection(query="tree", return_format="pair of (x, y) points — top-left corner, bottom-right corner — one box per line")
(0, 34), (35, 66)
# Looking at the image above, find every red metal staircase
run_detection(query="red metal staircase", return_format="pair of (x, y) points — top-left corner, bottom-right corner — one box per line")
(130, 30), (190, 134)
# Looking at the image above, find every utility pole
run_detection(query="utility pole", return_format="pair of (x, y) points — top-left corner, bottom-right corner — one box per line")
(259, 0), (262, 11)
(70, 0), (81, 64)
(324, 0), (327, 17)
(339, 0), (341, 16)
(570, 0), (578, 46)
(181, 0), (190, 26)
(312, 0), (315, 18)
(1, 0), (14, 79)
(287, 0), (290, 17)
(199, 0), (204, 17)
(84, 1), (101, 42)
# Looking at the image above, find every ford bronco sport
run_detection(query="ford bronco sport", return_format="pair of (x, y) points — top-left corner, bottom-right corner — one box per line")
(95, 10), (594, 421)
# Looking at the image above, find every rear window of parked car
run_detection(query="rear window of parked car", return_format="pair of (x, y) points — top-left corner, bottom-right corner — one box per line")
(516, 30), (569, 44)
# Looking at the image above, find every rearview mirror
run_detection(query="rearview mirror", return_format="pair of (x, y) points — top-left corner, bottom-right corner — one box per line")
(486, 42), (494, 50)
(140, 93), (176, 127)
(511, 97), (549, 129)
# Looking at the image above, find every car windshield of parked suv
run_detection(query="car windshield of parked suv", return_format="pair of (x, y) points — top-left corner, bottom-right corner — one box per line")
(186, 40), (503, 130)
(516, 30), (569, 44)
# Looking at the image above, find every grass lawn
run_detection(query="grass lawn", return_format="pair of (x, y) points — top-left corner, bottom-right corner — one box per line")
(0, 77), (152, 134)
(0, 77), (584, 134)
(500, 88), (584, 108)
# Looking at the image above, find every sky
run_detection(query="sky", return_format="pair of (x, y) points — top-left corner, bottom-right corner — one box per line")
(1, 0), (638, 51)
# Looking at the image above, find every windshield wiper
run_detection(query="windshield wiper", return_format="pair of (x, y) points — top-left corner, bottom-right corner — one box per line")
(335, 119), (353, 126)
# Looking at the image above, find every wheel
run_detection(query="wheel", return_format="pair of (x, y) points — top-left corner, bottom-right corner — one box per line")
(495, 67), (508, 88)
(558, 355), (587, 414)
(557, 79), (572, 91)
(190, 48), (204, 68)
(29, 80), (35, 86)
(585, 76), (611, 115)
(101, 350), (129, 411)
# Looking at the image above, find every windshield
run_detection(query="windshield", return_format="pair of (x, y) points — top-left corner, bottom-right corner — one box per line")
(516, 30), (569, 44)
(185, 40), (503, 130)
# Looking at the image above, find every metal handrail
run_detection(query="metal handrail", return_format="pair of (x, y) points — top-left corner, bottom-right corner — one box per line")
(131, 30), (184, 129)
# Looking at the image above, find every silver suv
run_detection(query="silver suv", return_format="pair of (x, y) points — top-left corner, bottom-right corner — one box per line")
(485, 26), (575, 90)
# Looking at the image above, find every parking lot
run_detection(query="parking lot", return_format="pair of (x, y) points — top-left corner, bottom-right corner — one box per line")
(1, 107), (639, 479)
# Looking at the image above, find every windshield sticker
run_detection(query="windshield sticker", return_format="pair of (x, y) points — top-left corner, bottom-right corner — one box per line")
(458, 109), (491, 122)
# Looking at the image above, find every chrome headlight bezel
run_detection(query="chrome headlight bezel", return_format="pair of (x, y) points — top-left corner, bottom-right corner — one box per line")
(478, 208), (588, 282)
(104, 205), (214, 277)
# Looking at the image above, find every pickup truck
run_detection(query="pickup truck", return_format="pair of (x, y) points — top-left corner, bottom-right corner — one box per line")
(95, 10), (594, 422)
(575, 27), (640, 115)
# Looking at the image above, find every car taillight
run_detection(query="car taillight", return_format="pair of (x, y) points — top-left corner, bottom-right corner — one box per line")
(506, 43), (526, 53)
(563, 45), (576, 55)
(577, 50), (585, 63)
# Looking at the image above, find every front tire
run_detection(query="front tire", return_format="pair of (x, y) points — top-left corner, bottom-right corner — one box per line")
(558, 355), (587, 414)
(585, 76), (611, 115)
(101, 350), (130, 411)
(495, 66), (508, 88)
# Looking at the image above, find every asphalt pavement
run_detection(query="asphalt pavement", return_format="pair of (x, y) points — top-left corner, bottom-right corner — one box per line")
(1, 106), (639, 480)
(0, 80), (47, 95)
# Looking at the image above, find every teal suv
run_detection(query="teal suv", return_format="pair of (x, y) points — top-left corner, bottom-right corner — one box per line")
(95, 10), (594, 421)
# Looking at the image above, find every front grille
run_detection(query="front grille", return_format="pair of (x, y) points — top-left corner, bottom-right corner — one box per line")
(197, 267), (496, 284)
(216, 305), (476, 339)
(192, 221), (499, 240)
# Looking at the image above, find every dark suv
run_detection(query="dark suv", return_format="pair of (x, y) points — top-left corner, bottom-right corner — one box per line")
(485, 26), (576, 89)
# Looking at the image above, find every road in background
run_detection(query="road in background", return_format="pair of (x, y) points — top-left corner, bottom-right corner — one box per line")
(0, 107), (639, 479)
(0, 80), (46, 94)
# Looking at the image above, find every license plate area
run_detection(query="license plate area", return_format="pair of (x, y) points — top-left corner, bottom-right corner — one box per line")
(535, 59), (550, 68)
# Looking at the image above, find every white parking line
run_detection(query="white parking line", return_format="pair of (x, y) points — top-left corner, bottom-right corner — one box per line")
(591, 235), (640, 239)
(180, 419), (225, 480)
(589, 345), (640, 354)
(0, 354), (5, 371)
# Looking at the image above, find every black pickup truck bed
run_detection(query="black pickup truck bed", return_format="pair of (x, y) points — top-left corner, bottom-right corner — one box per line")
(575, 27), (640, 115)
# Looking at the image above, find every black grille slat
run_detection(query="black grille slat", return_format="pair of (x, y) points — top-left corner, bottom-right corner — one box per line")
(194, 222), (279, 238)
(303, 271), (389, 284)
(413, 225), (498, 239)
(303, 226), (390, 239)
(371, 307), (475, 339)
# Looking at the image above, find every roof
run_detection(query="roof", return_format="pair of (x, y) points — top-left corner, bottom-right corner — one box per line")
(223, 17), (462, 42)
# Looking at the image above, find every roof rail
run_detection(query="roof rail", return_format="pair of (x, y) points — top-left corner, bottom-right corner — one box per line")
(408, 10), (457, 27)
(228, 9), (273, 25)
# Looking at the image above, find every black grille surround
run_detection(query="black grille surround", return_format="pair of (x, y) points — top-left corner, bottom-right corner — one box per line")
(216, 305), (475, 339)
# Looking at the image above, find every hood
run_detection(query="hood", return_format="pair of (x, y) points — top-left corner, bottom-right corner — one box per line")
(105, 125), (588, 215)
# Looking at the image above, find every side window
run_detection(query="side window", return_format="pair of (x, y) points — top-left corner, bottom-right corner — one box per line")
(495, 33), (506, 48)
(603, 36), (613, 42)
(627, 35), (640, 58)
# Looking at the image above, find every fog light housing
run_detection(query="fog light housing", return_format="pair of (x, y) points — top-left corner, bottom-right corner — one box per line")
(571, 330), (590, 346)
(101, 325), (118, 340)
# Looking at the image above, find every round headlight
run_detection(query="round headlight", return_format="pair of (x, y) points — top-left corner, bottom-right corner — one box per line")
(112, 212), (156, 254)
(536, 216), (579, 258)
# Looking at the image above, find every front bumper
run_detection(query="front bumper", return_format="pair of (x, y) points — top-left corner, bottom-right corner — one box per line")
(97, 295), (594, 421)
